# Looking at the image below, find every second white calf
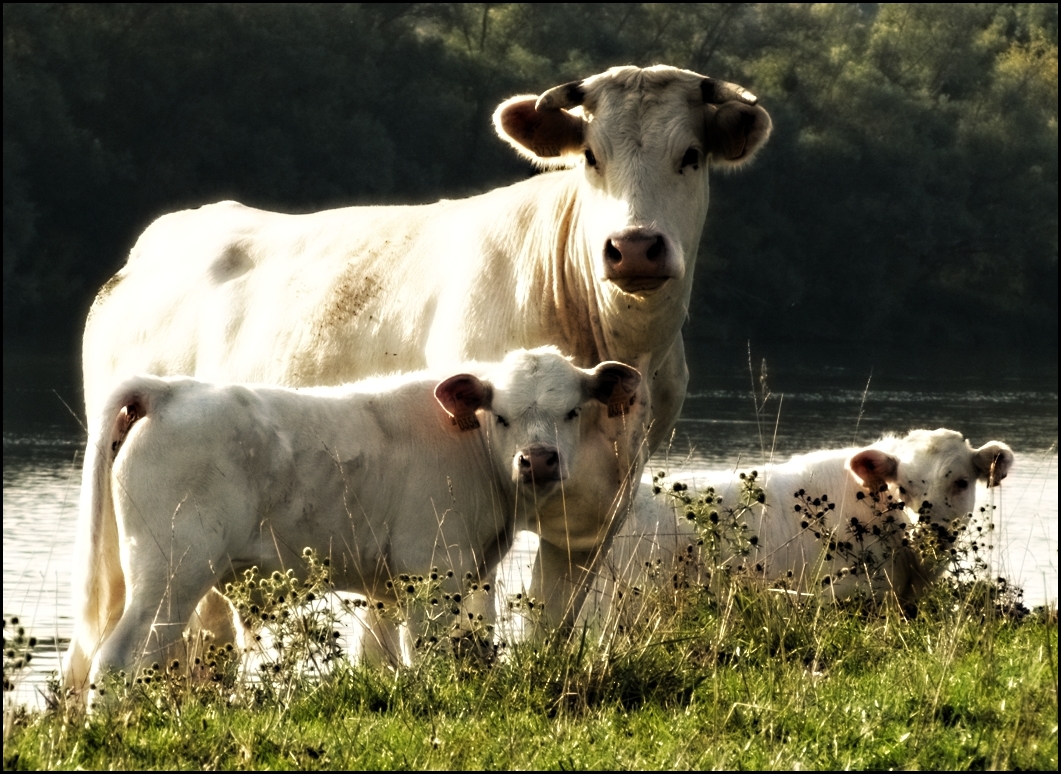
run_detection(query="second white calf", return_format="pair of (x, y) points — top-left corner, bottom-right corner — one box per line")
(596, 428), (1014, 616)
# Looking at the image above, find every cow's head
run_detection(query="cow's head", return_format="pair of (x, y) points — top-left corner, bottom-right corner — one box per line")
(435, 347), (641, 497)
(846, 428), (1015, 530)
(494, 65), (771, 296)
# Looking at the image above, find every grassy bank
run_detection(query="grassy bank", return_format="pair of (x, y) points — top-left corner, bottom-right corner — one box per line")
(5, 586), (1056, 769)
(4, 492), (1058, 770)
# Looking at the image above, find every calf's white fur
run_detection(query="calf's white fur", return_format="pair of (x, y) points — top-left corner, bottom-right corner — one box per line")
(594, 429), (1014, 617)
(62, 347), (640, 695)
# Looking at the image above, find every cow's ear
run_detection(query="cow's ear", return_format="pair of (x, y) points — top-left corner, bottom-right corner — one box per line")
(435, 374), (492, 432)
(847, 448), (899, 490)
(972, 442), (1014, 487)
(704, 101), (772, 168)
(586, 362), (641, 418)
(494, 95), (584, 166)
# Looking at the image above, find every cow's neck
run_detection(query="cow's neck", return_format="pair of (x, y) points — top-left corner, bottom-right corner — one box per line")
(547, 183), (693, 375)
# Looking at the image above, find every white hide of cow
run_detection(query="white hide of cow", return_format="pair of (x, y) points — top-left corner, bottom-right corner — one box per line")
(61, 348), (641, 696)
(80, 65), (772, 628)
(591, 429), (1015, 618)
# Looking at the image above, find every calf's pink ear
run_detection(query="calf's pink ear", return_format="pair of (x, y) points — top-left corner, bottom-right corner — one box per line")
(973, 442), (1014, 487)
(493, 95), (584, 162)
(587, 362), (642, 418)
(847, 448), (900, 490)
(435, 375), (491, 432)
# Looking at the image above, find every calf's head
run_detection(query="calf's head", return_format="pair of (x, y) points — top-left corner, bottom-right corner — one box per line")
(846, 428), (1015, 529)
(494, 65), (772, 296)
(435, 348), (641, 497)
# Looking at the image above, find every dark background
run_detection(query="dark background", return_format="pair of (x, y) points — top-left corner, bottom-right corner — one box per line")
(4, 4), (1057, 365)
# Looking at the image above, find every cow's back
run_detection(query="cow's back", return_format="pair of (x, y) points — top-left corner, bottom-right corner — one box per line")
(84, 201), (434, 420)
(82, 176), (580, 426)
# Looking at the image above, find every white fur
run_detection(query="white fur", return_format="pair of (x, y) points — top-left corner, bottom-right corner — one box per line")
(62, 348), (638, 697)
(81, 65), (771, 630)
(593, 429), (1015, 618)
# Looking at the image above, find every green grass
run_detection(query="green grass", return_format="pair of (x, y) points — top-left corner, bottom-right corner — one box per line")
(4, 505), (1057, 770)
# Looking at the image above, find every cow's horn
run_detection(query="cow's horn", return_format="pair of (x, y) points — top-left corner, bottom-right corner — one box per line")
(536, 80), (586, 111)
(700, 77), (758, 106)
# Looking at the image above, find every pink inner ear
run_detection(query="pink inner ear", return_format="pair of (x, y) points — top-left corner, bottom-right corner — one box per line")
(497, 97), (583, 158)
(434, 374), (487, 418)
(591, 363), (642, 406)
(848, 449), (899, 486)
(976, 443), (1015, 486)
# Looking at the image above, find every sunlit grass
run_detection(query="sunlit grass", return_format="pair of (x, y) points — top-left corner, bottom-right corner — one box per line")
(3, 490), (1057, 771)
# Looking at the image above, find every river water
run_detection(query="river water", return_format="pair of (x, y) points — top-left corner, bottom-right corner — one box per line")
(4, 344), (1057, 707)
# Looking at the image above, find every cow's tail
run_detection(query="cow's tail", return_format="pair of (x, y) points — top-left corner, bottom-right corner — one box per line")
(62, 377), (161, 698)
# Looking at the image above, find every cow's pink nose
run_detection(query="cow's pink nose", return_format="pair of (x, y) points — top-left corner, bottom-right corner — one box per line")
(603, 229), (673, 291)
(518, 447), (561, 486)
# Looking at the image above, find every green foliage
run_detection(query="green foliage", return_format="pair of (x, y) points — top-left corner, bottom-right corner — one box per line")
(666, 469), (764, 563)
(698, 3), (1057, 347)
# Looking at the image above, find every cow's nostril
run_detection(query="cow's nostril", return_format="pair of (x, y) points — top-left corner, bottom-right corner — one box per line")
(604, 241), (622, 264)
(646, 236), (665, 261)
(546, 452), (559, 467)
(518, 455), (531, 469)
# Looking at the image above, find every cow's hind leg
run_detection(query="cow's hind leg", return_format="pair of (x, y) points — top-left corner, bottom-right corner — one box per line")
(185, 588), (246, 679)
(91, 564), (217, 694)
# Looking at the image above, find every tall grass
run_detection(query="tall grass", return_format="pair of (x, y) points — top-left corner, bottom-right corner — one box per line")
(4, 476), (1056, 771)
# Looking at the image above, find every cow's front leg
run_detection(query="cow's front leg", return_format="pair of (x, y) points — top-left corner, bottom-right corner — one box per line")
(645, 336), (689, 455)
(528, 539), (601, 631)
(351, 601), (410, 668)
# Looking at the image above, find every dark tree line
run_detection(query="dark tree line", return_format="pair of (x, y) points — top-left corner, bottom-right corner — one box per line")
(4, 3), (1057, 351)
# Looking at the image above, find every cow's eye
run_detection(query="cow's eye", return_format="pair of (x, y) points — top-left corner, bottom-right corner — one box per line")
(584, 148), (597, 168)
(680, 147), (700, 171)
(566, 407), (580, 421)
(955, 478), (969, 491)
(495, 415), (510, 428)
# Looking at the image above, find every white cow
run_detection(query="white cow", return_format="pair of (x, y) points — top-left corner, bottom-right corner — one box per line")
(62, 348), (641, 696)
(80, 65), (772, 628)
(594, 429), (1014, 617)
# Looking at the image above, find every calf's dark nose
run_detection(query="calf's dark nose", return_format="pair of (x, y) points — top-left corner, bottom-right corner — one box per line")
(518, 447), (561, 486)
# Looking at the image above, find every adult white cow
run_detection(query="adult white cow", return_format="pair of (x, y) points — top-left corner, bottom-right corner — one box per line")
(62, 348), (641, 695)
(80, 65), (772, 627)
(593, 429), (1014, 617)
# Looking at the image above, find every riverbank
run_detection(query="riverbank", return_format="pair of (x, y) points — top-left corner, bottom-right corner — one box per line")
(4, 565), (1056, 770)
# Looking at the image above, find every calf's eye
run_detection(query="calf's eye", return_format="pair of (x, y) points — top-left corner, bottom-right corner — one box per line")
(584, 148), (597, 168)
(955, 479), (969, 490)
(566, 407), (581, 421)
(496, 415), (510, 428)
(680, 147), (700, 171)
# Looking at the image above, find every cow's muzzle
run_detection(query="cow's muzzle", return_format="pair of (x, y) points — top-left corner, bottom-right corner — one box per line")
(603, 228), (676, 293)
(516, 445), (563, 490)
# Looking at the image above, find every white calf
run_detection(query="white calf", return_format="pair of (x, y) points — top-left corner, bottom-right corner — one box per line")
(62, 348), (640, 694)
(597, 429), (1014, 613)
